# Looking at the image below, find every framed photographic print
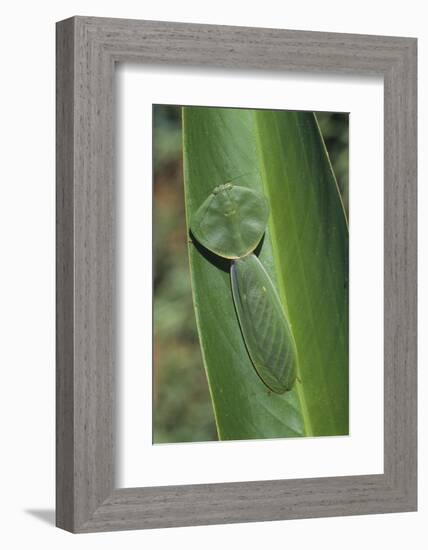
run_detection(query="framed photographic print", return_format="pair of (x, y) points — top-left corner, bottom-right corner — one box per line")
(56, 16), (417, 532)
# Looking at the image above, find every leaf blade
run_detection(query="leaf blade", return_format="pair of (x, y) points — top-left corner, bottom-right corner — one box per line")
(182, 106), (348, 440)
(183, 106), (306, 440)
(254, 110), (349, 436)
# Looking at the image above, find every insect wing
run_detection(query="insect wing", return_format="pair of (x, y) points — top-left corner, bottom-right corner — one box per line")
(231, 254), (297, 393)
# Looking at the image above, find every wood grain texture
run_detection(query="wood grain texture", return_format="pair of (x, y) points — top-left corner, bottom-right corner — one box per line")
(56, 17), (75, 532)
(56, 16), (417, 533)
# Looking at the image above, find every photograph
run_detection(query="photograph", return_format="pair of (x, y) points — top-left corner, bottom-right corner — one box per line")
(153, 104), (349, 443)
(0, 2), (419, 543)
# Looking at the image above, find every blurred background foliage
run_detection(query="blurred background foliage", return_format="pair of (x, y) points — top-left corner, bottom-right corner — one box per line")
(153, 105), (348, 444)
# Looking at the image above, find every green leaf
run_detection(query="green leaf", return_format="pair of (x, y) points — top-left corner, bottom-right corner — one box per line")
(182, 106), (348, 439)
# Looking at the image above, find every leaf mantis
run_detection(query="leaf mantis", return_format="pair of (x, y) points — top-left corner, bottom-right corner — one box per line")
(190, 182), (298, 393)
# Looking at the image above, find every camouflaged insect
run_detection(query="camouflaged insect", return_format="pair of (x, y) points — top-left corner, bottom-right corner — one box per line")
(190, 182), (297, 393)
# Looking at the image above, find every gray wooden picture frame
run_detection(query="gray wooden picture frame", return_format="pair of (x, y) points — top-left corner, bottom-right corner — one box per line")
(56, 16), (417, 533)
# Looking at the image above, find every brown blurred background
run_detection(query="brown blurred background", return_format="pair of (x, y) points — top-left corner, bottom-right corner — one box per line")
(152, 105), (348, 444)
